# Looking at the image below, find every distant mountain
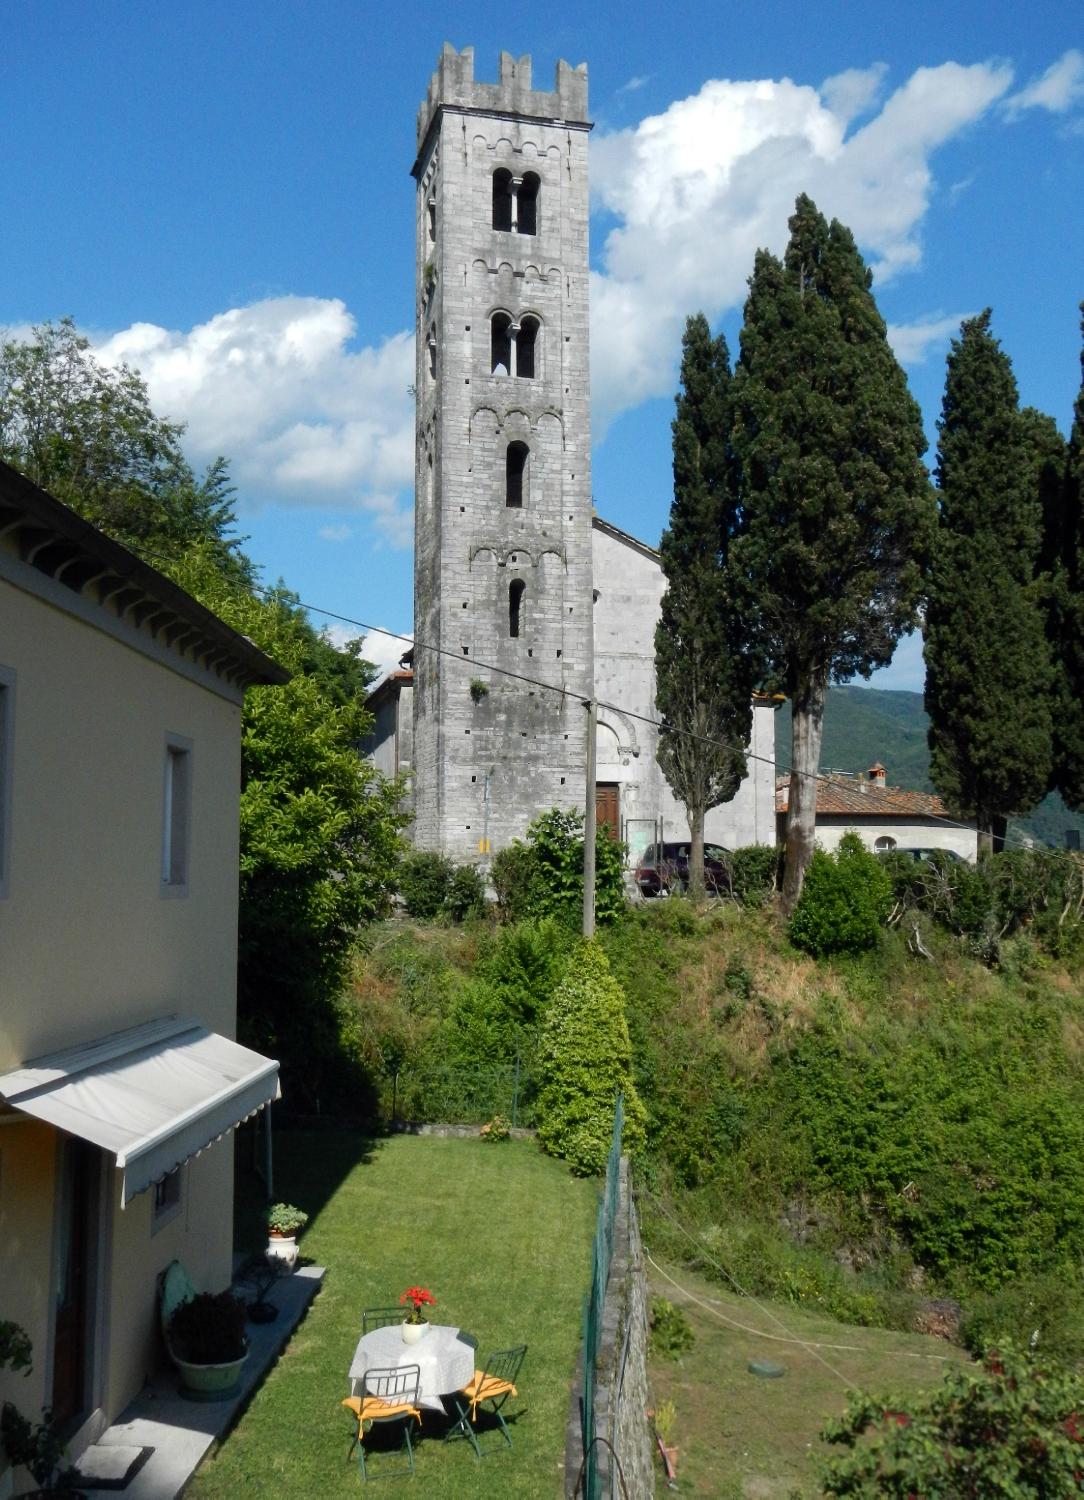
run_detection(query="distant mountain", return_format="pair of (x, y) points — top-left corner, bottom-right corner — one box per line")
(773, 684), (1080, 850)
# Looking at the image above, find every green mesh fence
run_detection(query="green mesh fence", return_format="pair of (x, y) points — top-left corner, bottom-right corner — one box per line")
(579, 1094), (624, 1500)
(382, 1058), (537, 1128)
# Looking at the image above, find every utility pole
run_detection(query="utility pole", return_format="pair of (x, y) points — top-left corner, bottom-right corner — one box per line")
(583, 697), (596, 939)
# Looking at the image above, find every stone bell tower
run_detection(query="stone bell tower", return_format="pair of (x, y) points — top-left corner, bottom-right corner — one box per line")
(410, 44), (594, 861)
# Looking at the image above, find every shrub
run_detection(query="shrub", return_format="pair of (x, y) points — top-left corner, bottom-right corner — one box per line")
(789, 834), (893, 956)
(491, 842), (540, 923)
(536, 940), (647, 1173)
(445, 864), (486, 922)
(821, 1341), (1084, 1497)
(398, 851), (452, 918)
(479, 1114), (511, 1142)
(726, 844), (780, 906)
(491, 809), (626, 926)
(649, 1297), (694, 1360)
(962, 1273), (1084, 1367)
(168, 1291), (248, 1364)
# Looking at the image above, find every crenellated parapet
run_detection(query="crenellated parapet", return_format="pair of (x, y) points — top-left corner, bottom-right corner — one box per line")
(414, 43), (589, 165)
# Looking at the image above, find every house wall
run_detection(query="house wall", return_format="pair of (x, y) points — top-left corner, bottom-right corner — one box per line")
(592, 521), (776, 862)
(0, 575), (245, 1452)
(793, 814), (978, 861)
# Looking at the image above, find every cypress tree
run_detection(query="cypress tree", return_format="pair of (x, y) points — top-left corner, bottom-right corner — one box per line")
(655, 314), (751, 898)
(729, 196), (932, 912)
(924, 311), (1053, 850)
(1046, 305), (1084, 810)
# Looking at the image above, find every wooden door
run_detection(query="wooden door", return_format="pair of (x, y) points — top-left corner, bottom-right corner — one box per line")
(595, 783), (620, 838)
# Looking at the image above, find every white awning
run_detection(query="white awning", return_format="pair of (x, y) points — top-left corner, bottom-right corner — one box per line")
(0, 1016), (280, 1205)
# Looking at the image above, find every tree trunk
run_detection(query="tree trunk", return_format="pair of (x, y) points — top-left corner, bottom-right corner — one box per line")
(781, 674), (828, 916)
(976, 814), (994, 858)
(688, 805), (706, 901)
(991, 814), (1008, 854)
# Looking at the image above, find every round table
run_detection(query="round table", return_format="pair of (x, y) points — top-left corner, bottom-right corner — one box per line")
(349, 1323), (476, 1413)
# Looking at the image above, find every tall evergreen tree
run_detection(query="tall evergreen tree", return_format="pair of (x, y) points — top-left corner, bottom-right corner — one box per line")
(729, 196), (932, 912)
(655, 314), (752, 897)
(925, 310), (1053, 850)
(1045, 305), (1084, 810)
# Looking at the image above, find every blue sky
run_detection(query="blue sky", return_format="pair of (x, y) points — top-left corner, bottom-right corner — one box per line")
(4, 1), (1082, 689)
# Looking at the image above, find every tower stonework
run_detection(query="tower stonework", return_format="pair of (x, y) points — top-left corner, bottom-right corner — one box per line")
(411, 45), (594, 861)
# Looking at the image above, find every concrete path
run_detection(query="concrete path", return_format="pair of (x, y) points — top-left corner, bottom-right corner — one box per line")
(76, 1264), (324, 1499)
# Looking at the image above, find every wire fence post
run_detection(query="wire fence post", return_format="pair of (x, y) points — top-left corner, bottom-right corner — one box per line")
(512, 1053), (520, 1127)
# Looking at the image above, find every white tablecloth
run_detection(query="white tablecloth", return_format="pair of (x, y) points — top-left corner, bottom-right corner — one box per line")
(348, 1323), (477, 1413)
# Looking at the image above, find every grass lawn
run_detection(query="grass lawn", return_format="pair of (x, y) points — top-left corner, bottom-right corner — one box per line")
(647, 1259), (972, 1498)
(188, 1131), (596, 1499)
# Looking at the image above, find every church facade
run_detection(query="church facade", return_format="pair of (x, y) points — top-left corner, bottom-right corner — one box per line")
(363, 45), (775, 866)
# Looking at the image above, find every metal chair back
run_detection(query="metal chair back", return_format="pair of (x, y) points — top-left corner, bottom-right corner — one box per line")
(481, 1344), (527, 1393)
(361, 1306), (403, 1333)
(363, 1362), (420, 1410)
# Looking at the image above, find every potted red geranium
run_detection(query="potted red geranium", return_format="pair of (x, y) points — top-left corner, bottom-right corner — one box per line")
(399, 1286), (436, 1344)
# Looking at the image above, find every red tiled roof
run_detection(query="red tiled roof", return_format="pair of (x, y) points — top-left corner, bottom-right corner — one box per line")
(775, 774), (949, 818)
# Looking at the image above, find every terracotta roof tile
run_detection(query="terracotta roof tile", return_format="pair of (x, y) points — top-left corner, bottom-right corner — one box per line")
(775, 774), (949, 818)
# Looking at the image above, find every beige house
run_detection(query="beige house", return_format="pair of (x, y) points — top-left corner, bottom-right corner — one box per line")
(0, 460), (286, 1486)
(776, 762), (978, 861)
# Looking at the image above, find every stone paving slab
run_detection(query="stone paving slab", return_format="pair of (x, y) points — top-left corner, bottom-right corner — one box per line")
(77, 1265), (324, 1499)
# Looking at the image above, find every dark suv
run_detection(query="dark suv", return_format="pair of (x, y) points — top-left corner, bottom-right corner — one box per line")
(634, 842), (731, 897)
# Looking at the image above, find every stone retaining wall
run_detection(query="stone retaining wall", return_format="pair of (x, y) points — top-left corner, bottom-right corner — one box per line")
(565, 1158), (654, 1498)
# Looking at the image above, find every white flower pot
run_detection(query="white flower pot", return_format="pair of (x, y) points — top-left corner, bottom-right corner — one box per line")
(266, 1232), (298, 1270)
(401, 1320), (428, 1344)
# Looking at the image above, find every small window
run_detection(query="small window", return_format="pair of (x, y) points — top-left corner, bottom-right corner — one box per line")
(152, 1167), (183, 1232)
(516, 317), (538, 379)
(506, 442), (528, 507)
(426, 199), (436, 242)
(0, 666), (14, 899)
(518, 173), (539, 235)
(427, 328), (437, 380)
(490, 313), (513, 375)
(509, 579), (526, 638)
(874, 836), (897, 853)
(162, 735), (192, 896)
(492, 169), (513, 231)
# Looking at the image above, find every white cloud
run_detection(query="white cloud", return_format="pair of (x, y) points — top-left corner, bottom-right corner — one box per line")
(358, 627), (414, 680)
(590, 59), (1015, 430)
(820, 64), (887, 125)
(1004, 50), (1084, 117)
(318, 524), (353, 542)
(618, 75), (650, 95)
(886, 313), (971, 366)
(93, 297), (415, 535)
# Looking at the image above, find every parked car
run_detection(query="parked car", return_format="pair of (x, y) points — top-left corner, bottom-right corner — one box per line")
(879, 846), (963, 863)
(634, 842), (732, 897)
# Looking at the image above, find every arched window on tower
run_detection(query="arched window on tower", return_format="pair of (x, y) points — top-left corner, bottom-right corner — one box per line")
(508, 579), (526, 638)
(516, 317), (539, 380)
(518, 173), (539, 235)
(427, 199), (436, 242)
(427, 327), (437, 380)
(506, 442), (528, 508)
(490, 313), (513, 376)
(492, 169), (513, 232)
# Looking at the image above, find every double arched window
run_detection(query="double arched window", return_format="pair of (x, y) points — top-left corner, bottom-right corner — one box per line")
(492, 170), (540, 235)
(489, 313), (540, 378)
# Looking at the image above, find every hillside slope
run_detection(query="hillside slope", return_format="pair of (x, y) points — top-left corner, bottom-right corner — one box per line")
(774, 684), (1078, 848)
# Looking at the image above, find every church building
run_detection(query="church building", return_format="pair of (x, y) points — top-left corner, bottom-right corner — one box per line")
(363, 44), (776, 867)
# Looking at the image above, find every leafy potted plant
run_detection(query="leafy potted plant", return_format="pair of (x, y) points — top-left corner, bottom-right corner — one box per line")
(398, 1286), (436, 1344)
(167, 1290), (249, 1402)
(1, 1402), (82, 1497)
(265, 1202), (308, 1270)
